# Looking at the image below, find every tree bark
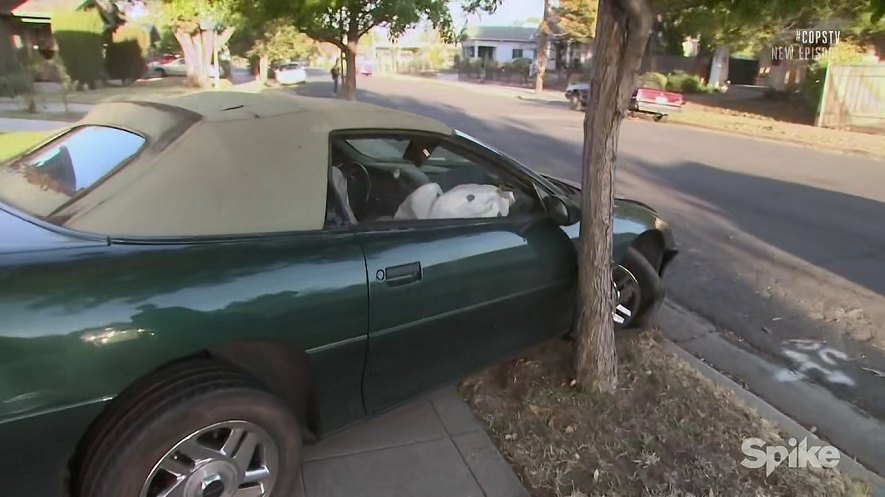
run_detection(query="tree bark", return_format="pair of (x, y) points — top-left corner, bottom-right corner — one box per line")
(574, 0), (652, 393)
(535, 0), (550, 93)
(343, 36), (358, 100)
(174, 26), (233, 89)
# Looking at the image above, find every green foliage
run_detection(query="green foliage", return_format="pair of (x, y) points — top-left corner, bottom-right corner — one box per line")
(554, 0), (598, 43)
(106, 24), (151, 81)
(639, 71), (668, 90)
(52, 9), (106, 85)
(247, 22), (316, 62)
(665, 70), (710, 93)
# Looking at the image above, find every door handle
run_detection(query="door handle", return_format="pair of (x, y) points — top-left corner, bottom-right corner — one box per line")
(383, 262), (422, 287)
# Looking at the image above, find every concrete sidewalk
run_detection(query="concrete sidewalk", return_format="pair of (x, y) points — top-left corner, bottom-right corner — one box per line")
(0, 117), (67, 132)
(295, 387), (527, 497)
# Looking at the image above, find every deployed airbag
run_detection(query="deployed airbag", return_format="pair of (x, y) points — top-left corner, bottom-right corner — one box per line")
(395, 183), (515, 220)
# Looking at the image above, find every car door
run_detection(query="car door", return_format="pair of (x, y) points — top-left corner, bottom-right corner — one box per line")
(335, 132), (578, 413)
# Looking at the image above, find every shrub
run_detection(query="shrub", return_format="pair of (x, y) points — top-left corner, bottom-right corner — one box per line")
(106, 24), (150, 82)
(52, 8), (106, 87)
(639, 71), (668, 90)
(666, 70), (708, 93)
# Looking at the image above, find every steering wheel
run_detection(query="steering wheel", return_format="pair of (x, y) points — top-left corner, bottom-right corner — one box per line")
(337, 161), (372, 217)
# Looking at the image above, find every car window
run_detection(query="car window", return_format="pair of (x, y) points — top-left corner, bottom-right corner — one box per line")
(0, 126), (145, 217)
(330, 135), (538, 225)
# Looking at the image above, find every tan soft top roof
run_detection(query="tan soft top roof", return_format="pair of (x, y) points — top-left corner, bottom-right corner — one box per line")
(56, 91), (453, 237)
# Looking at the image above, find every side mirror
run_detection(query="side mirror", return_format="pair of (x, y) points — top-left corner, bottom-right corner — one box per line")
(543, 195), (580, 226)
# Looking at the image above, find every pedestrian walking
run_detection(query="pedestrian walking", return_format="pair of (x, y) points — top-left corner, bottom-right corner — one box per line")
(331, 64), (340, 94)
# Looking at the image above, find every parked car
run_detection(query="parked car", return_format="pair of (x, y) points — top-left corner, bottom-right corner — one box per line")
(274, 62), (307, 85)
(629, 87), (684, 121)
(0, 91), (677, 497)
(565, 81), (589, 110)
(150, 58), (219, 78)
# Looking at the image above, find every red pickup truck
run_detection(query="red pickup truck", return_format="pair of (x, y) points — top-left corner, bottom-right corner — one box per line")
(630, 88), (684, 121)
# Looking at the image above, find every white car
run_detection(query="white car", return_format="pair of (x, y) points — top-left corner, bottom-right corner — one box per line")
(150, 59), (219, 78)
(274, 62), (307, 85)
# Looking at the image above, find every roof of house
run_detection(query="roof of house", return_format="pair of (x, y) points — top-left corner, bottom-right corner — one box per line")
(2, 0), (87, 17)
(463, 25), (537, 43)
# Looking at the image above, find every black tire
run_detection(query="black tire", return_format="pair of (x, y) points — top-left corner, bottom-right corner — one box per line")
(75, 360), (302, 497)
(617, 246), (664, 329)
(156, 68), (166, 77)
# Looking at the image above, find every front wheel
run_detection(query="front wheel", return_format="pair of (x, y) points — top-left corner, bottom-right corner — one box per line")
(75, 360), (303, 497)
(613, 247), (663, 329)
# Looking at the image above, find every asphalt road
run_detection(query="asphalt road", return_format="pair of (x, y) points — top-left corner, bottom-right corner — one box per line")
(297, 72), (885, 421)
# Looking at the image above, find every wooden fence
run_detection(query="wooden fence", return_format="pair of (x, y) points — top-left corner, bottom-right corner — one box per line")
(817, 64), (885, 133)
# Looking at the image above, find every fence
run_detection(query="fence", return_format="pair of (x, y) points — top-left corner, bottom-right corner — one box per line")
(817, 64), (885, 133)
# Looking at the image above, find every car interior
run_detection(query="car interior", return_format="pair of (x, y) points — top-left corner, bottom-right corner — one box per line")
(326, 134), (539, 225)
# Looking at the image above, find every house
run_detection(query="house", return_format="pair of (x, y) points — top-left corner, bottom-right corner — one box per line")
(459, 24), (590, 73)
(0, 0), (120, 72)
(459, 25), (537, 64)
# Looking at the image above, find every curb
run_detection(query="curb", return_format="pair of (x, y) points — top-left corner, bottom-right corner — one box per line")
(658, 302), (885, 496)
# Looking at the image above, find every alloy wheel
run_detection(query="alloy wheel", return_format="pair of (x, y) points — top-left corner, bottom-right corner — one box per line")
(140, 420), (279, 497)
(612, 264), (641, 327)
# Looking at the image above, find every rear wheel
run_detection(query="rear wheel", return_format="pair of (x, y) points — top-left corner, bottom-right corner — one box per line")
(75, 360), (303, 497)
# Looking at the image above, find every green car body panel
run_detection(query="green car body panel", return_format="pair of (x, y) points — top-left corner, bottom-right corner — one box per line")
(0, 141), (675, 497)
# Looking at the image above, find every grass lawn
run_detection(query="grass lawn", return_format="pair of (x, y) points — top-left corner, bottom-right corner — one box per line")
(460, 332), (870, 497)
(0, 131), (55, 162)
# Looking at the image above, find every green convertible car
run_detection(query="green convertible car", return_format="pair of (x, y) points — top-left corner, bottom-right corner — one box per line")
(0, 91), (676, 497)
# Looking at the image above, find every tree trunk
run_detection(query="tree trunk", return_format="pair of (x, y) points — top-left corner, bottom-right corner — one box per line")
(173, 26), (232, 89)
(343, 38), (358, 100)
(258, 55), (269, 84)
(574, 0), (653, 393)
(535, 0), (550, 93)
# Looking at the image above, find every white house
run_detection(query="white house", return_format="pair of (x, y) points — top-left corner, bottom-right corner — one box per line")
(459, 26), (537, 63)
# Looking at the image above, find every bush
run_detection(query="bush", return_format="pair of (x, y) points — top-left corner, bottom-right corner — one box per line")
(106, 24), (150, 82)
(52, 8), (106, 87)
(639, 71), (668, 90)
(666, 70), (709, 93)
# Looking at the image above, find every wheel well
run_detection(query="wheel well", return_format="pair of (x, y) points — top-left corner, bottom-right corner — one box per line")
(208, 341), (315, 437)
(630, 230), (665, 272)
(68, 341), (316, 496)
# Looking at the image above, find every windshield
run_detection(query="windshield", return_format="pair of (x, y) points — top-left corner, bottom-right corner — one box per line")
(0, 126), (145, 218)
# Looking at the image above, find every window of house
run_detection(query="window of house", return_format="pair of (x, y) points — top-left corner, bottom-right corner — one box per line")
(0, 126), (145, 218)
(329, 135), (539, 225)
(465, 46), (476, 58)
(512, 48), (524, 59)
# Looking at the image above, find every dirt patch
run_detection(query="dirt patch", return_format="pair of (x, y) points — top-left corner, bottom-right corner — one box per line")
(459, 332), (870, 497)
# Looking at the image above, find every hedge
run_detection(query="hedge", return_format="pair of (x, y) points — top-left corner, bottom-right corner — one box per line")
(52, 9), (105, 87)
(106, 24), (150, 81)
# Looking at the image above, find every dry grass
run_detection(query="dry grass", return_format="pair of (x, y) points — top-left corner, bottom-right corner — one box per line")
(663, 101), (885, 159)
(459, 332), (870, 497)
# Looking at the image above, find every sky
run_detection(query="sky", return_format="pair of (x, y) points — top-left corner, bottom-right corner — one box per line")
(451, 0), (545, 27)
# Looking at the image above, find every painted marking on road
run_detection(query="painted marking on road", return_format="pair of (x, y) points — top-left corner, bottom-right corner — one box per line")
(775, 339), (855, 387)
